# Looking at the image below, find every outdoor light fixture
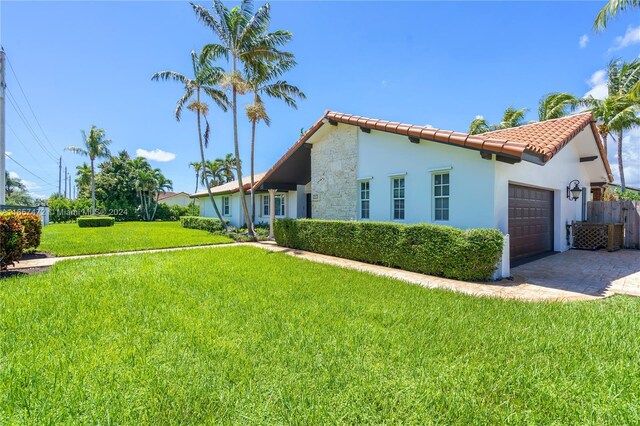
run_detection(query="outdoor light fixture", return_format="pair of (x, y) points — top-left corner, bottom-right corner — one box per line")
(567, 179), (582, 201)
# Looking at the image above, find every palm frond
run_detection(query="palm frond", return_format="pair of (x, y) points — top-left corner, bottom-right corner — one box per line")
(202, 87), (231, 111)
(175, 87), (194, 121)
(151, 71), (189, 85)
(65, 146), (88, 156)
(594, 0), (640, 31)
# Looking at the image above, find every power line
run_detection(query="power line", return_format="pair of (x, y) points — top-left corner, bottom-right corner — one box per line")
(6, 87), (59, 161)
(4, 52), (59, 155)
(5, 153), (53, 185)
(7, 122), (42, 164)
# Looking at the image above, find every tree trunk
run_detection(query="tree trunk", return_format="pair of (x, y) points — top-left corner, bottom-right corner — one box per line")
(196, 89), (228, 230)
(250, 117), (257, 229)
(600, 131), (608, 157)
(150, 193), (159, 221)
(193, 171), (199, 216)
(90, 158), (96, 215)
(618, 131), (625, 191)
(232, 57), (254, 236)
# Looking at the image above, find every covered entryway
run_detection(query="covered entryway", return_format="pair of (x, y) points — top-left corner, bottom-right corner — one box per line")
(508, 184), (554, 264)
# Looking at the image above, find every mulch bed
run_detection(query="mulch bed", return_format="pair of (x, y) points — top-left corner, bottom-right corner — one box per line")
(1, 252), (54, 279)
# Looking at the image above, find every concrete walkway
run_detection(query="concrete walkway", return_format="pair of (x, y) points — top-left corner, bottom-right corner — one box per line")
(8, 241), (640, 302)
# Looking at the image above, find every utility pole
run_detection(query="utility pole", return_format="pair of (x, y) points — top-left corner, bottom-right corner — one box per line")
(67, 170), (71, 198)
(64, 166), (67, 198)
(0, 47), (6, 205)
(58, 157), (62, 195)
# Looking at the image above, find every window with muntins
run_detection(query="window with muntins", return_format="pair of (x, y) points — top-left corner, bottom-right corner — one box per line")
(392, 177), (405, 220)
(222, 196), (230, 216)
(263, 194), (286, 217)
(433, 172), (450, 221)
(359, 181), (370, 219)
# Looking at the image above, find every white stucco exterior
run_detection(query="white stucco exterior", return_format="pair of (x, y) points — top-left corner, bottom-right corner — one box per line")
(158, 192), (192, 207)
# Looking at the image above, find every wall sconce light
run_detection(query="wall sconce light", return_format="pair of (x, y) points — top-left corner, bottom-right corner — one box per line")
(567, 179), (581, 201)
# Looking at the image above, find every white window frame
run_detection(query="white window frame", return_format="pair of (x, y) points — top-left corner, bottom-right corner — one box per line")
(432, 171), (450, 222)
(221, 196), (231, 217)
(262, 193), (286, 218)
(391, 176), (405, 221)
(359, 180), (371, 220)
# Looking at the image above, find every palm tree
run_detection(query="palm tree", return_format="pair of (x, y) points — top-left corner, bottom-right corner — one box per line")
(65, 126), (111, 215)
(5, 171), (26, 196)
(192, 0), (294, 237)
(584, 95), (639, 190)
(189, 161), (202, 215)
(201, 159), (226, 188)
(245, 56), (305, 224)
(152, 51), (230, 230)
(75, 162), (92, 198)
(594, 0), (640, 31)
(468, 107), (528, 134)
(538, 93), (580, 121)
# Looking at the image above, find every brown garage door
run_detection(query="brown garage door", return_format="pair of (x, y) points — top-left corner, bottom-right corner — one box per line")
(508, 184), (554, 263)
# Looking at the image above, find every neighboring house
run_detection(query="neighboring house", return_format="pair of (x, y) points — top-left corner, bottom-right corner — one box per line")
(157, 191), (192, 207)
(194, 110), (612, 276)
(191, 172), (308, 227)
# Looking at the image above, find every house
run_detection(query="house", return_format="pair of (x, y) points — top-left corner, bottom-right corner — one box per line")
(194, 110), (612, 276)
(157, 191), (192, 207)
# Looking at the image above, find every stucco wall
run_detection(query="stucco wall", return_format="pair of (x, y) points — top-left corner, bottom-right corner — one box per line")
(159, 194), (192, 207)
(311, 125), (358, 220)
(357, 129), (496, 229)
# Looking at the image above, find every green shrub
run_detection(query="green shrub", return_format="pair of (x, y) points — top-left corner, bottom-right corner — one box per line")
(180, 216), (225, 233)
(155, 204), (196, 221)
(15, 212), (42, 251)
(77, 216), (115, 228)
(0, 212), (25, 270)
(274, 219), (504, 281)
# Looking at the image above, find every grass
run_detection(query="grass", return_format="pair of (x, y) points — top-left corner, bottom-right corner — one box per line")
(1, 246), (640, 424)
(39, 221), (234, 256)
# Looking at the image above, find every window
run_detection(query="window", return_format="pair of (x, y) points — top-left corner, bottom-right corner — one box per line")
(263, 194), (286, 217)
(433, 172), (450, 221)
(359, 181), (370, 219)
(391, 177), (405, 220)
(222, 196), (230, 216)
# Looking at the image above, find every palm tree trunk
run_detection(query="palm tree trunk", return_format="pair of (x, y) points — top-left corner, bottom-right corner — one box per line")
(618, 131), (626, 191)
(196, 90), (228, 231)
(250, 117), (257, 229)
(232, 58), (254, 236)
(151, 193), (159, 221)
(193, 171), (199, 216)
(90, 158), (96, 215)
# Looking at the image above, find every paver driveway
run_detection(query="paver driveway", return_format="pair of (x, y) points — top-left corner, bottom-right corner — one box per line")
(511, 249), (640, 298)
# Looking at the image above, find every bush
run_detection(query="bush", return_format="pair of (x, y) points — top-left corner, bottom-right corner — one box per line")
(155, 204), (196, 221)
(77, 216), (115, 228)
(0, 212), (25, 270)
(180, 216), (225, 233)
(48, 197), (94, 223)
(15, 212), (42, 251)
(274, 219), (504, 281)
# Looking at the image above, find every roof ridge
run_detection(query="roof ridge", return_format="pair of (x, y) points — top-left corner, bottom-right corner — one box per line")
(484, 111), (593, 135)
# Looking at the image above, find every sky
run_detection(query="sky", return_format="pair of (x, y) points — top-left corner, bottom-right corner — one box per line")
(1, 1), (639, 198)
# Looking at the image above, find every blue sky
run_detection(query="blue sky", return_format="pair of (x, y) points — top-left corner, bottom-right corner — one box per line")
(2, 1), (639, 197)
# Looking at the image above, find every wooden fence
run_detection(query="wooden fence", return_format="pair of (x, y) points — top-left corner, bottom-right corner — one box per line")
(586, 201), (640, 249)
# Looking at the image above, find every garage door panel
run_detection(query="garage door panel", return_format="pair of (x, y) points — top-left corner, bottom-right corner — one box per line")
(509, 184), (554, 262)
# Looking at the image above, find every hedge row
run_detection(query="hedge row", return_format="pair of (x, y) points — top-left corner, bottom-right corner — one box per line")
(274, 219), (504, 281)
(77, 216), (115, 228)
(0, 211), (42, 270)
(180, 216), (225, 233)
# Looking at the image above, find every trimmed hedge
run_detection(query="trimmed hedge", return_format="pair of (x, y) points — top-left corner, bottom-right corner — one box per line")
(180, 216), (225, 233)
(77, 216), (115, 228)
(15, 212), (42, 251)
(274, 219), (504, 281)
(0, 212), (25, 270)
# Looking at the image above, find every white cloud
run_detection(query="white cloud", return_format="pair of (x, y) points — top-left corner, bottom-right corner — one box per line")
(8, 171), (19, 179)
(583, 69), (608, 100)
(6, 152), (11, 157)
(474, 115), (484, 120)
(579, 34), (589, 48)
(135, 148), (176, 162)
(610, 25), (640, 51)
(607, 127), (640, 188)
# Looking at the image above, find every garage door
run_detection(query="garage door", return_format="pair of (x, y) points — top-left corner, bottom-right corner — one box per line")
(508, 184), (554, 263)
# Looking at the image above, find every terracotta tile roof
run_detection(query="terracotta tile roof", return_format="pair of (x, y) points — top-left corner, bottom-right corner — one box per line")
(157, 191), (189, 201)
(481, 112), (593, 161)
(251, 109), (614, 189)
(192, 172), (267, 197)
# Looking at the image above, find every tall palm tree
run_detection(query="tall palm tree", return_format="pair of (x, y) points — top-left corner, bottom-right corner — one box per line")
(594, 0), (640, 31)
(468, 107), (528, 134)
(152, 51), (230, 230)
(221, 153), (237, 183)
(245, 56), (305, 224)
(192, 0), (294, 237)
(65, 126), (111, 215)
(538, 93), (580, 121)
(75, 162), (92, 198)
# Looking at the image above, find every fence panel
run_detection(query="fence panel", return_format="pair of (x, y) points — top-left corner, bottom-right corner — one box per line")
(586, 200), (640, 249)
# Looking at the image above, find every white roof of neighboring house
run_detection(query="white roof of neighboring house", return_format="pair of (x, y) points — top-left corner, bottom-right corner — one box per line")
(157, 191), (190, 201)
(191, 172), (267, 198)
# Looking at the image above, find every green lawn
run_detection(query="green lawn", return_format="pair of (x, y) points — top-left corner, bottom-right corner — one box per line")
(1, 246), (639, 424)
(39, 221), (233, 256)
